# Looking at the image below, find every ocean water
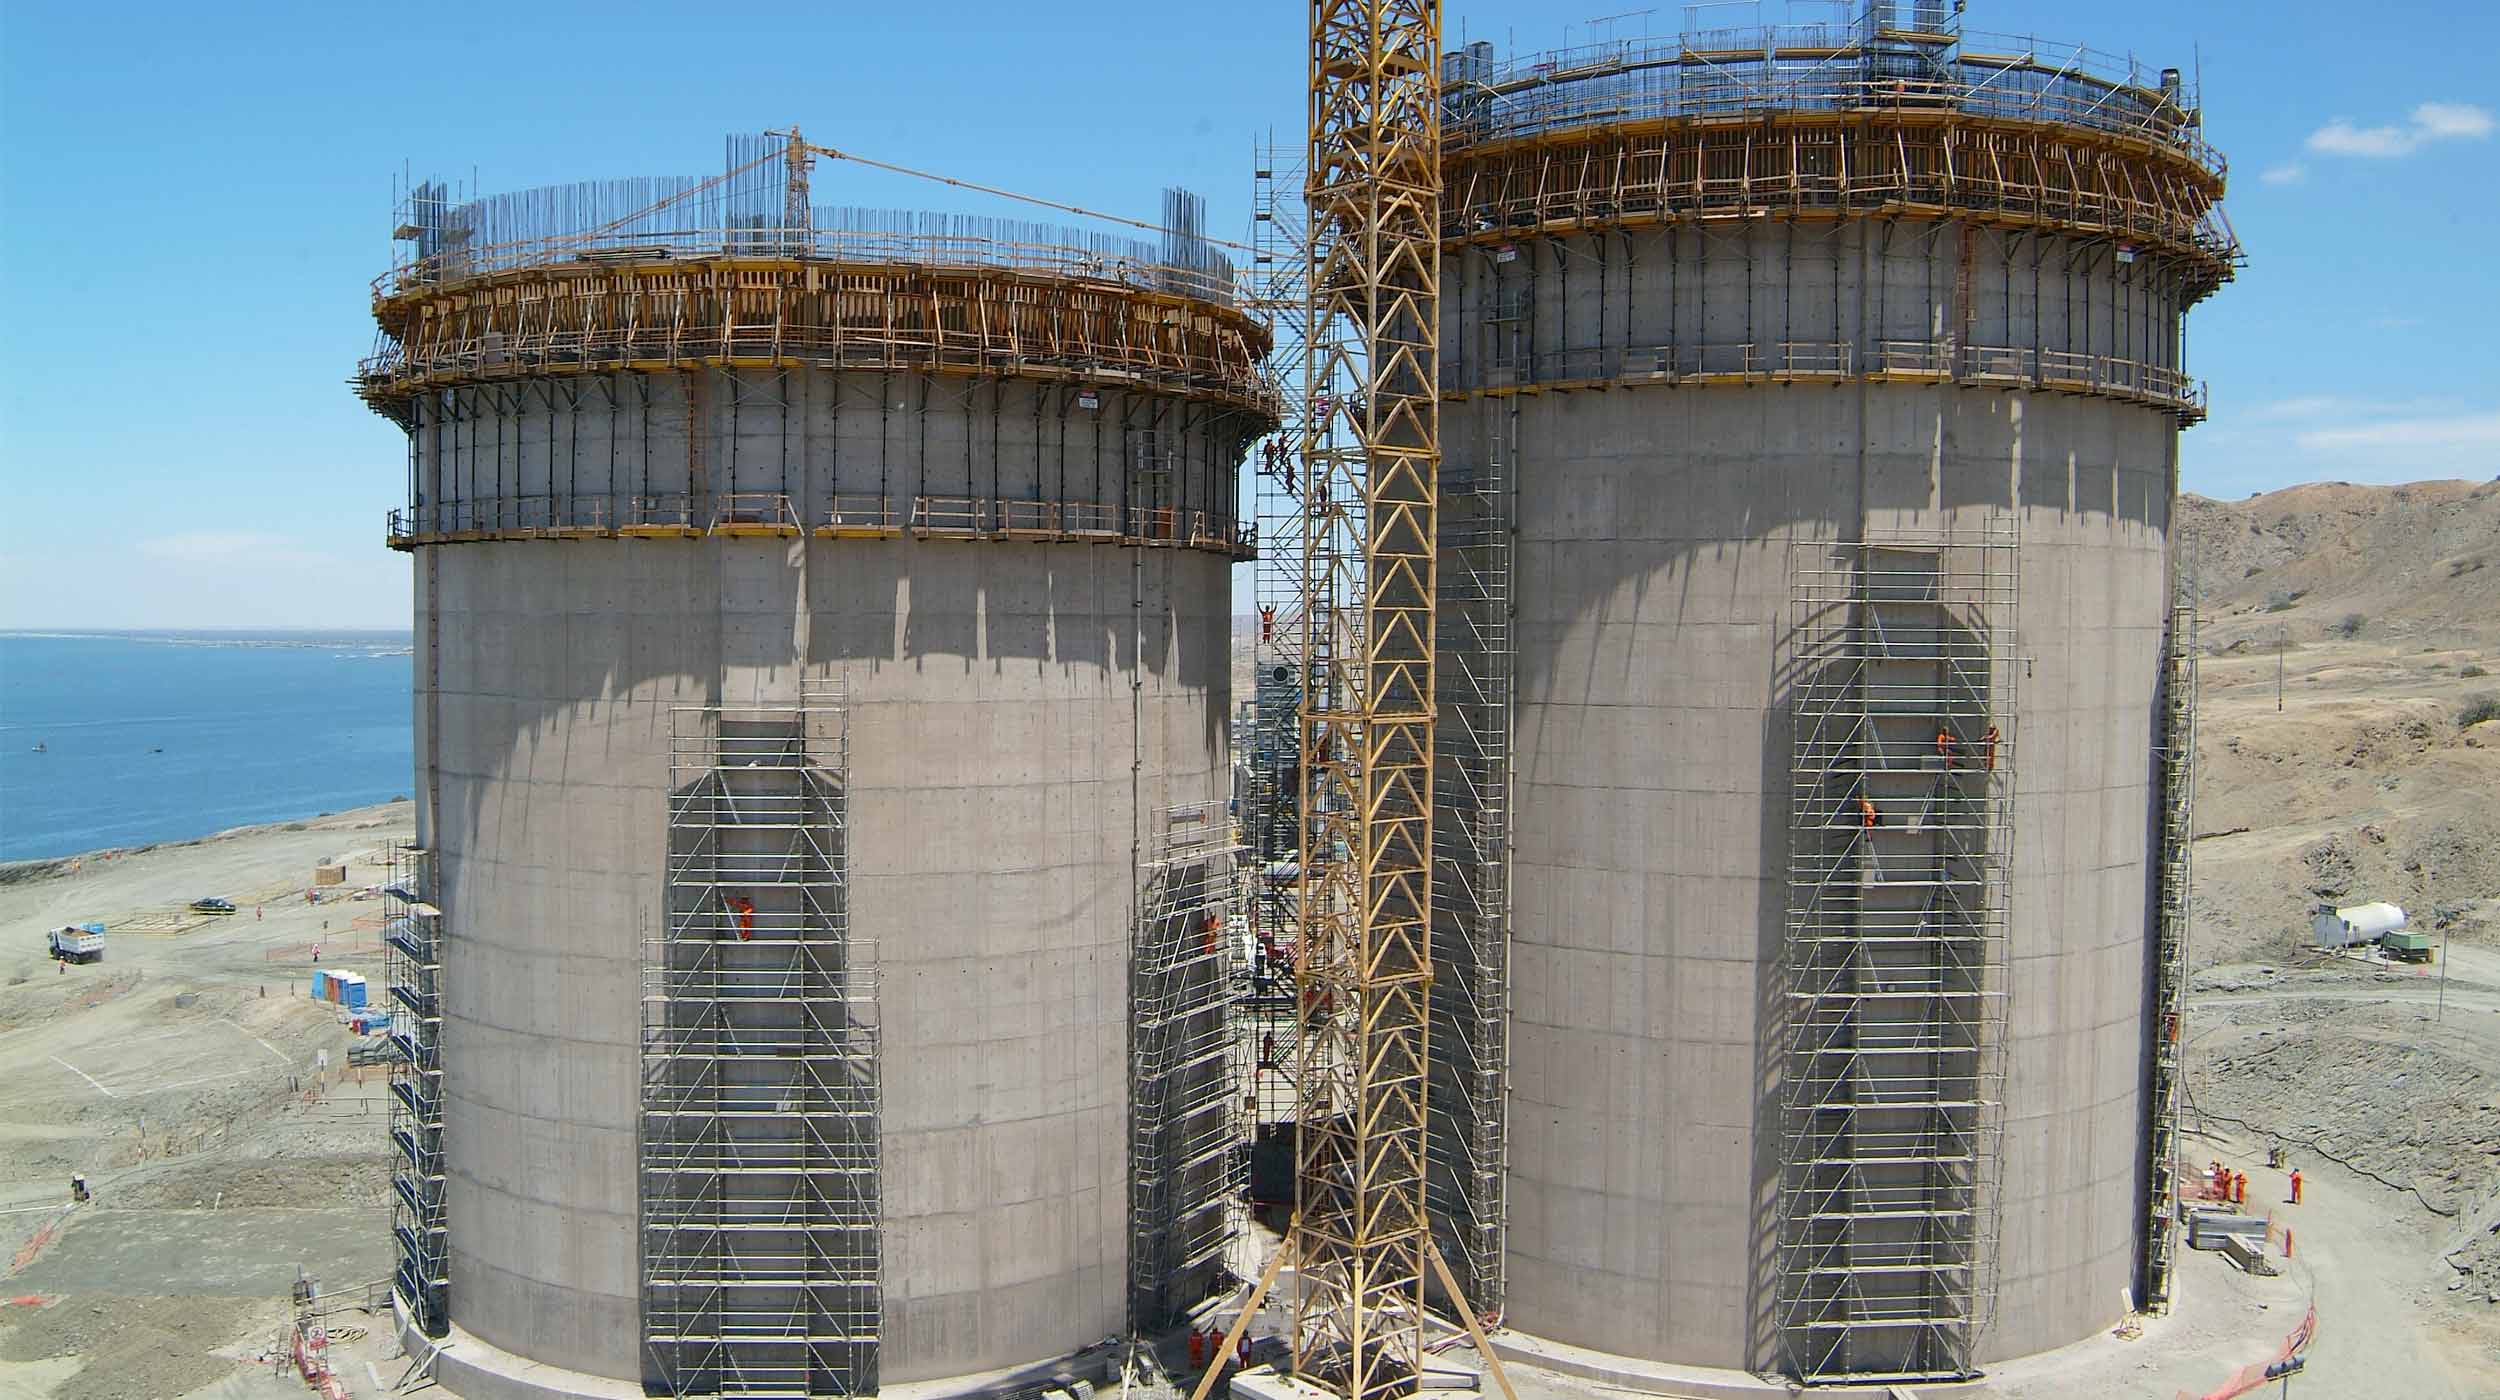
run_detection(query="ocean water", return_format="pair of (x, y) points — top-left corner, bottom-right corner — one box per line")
(0, 632), (414, 862)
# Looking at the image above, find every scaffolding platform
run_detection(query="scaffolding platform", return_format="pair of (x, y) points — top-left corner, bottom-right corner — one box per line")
(384, 842), (448, 1337)
(1130, 800), (1248, 1330)
(1776, 527), (2017, 1383)
(642, 692), (878, 1398)
(2143, 564), (2200, 1313)
(1428, 382), (1515, 1316)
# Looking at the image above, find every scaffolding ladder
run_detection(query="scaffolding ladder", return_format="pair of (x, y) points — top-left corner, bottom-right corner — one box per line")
(2142, 565), (2199, 1313)
(1776, 527), (2018, 1383)
(1428, 400), (1513, 1313)
(1131, 801), (1250, 1328)
(384, 842), (448, 1336)
(642, 691), (878, 1398)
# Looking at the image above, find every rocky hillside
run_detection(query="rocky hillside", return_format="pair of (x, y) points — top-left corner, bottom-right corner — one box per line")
(2181, 478), (2500, 648)
(2179, 479), (2500, 966)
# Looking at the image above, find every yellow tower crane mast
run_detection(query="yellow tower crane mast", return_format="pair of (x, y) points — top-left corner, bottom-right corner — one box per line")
(1290, 2), (1449, 1397)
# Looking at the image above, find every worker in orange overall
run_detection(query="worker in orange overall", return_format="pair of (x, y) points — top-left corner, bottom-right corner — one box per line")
(2290, 1169), (2303, 1205)
(1982, 724), (2001, 770)
(1934, 727), (1961, 766)
(2233, 1171), (2247, 1207)
(726, 895), (756, 941)
(1858, 795), (1881, 828)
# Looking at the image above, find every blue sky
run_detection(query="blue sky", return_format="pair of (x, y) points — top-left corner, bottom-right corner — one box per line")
(2, 0), (2492, 628)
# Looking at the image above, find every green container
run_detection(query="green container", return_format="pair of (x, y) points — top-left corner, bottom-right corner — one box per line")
(2382, 931), (2433, 959)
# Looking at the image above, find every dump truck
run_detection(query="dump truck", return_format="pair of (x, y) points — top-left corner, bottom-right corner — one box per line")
(48, 923), (105, 964)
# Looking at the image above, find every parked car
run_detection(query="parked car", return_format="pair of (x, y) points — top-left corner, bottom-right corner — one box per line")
(189, 897), (238, 915)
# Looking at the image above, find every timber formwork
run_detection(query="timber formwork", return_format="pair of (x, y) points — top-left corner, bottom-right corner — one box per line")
(1131, 801), (1250, 1328)
(642, 694), (877, 1399)
(1292, 2), (1443, 1397)
(1425, 388), (1514, 1314)
(2142, 566), (2200, 1313)
(1777, 528), (2017, 1383)
(384, 842), (449, 1336)
(358, 259), (1270, 425)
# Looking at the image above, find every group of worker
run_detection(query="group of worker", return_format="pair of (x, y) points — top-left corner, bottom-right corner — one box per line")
(2208, 1160), (2304, 1207)
(1933, 723), (2001, 770)
(1852, 723), (2003, 828)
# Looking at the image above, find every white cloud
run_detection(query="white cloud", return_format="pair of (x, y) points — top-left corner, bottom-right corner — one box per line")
(2306, 102), (2495, 158)
(2245, 394), (2456, 423)
(2259, 162), (2307, 185)
(2296, 410), (2500, 454)
(137, 531), (325, 567)
(2414, 102), (2497, 139)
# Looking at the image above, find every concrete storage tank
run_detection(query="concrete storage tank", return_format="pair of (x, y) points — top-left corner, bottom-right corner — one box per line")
(1422, 5), (2236, 1384)
(357, 135), (1272, 1400)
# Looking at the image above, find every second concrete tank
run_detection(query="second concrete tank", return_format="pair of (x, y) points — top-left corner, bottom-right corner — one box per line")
(1426, 11), (2235, 1382)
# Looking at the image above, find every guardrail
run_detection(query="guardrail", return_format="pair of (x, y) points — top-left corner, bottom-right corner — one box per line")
(1445, 32), (2225, 176)
(1453, 338), (2205, 418)
(387, 494), (1254, 557)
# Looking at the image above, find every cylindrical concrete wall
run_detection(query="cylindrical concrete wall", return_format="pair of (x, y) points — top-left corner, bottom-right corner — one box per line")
(378, 327), (1265, 1392)
(1438, 190), (2214, 1369)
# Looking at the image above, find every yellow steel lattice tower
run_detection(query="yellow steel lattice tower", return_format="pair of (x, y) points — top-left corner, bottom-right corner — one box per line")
(1293, 2), (1442, 1397)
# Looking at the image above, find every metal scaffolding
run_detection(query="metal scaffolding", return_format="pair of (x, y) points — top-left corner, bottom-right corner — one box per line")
(2142, 561), (2200, 1314)
(1247, 136), (1315, 1138)
(1291, 1), (1444, 1396)
(642, 691), (878, 1398)
(384, 841), (448, 1337)
(1131, 801), (1250, 1329)
(1776, 527), (2018, 1383)
(1426, 387), (1514, 1314)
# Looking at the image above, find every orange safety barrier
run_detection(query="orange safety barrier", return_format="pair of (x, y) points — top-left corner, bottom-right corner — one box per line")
(2176, 1302), (2316, 1400)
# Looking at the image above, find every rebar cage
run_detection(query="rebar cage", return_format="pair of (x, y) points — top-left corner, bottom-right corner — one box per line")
(642, 690), (879, 1398)
(1776, 525), (2018, 1382)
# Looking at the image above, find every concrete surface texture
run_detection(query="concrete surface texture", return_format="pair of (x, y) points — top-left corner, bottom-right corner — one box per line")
(401, 361), (1248, 1388)
(1440, 211), (2190, 1370)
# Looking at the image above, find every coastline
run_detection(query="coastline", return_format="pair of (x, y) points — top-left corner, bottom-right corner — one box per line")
(0, 797), (415, 887)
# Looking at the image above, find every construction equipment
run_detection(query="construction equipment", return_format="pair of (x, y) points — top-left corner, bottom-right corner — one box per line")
(47, 923), (105, 964)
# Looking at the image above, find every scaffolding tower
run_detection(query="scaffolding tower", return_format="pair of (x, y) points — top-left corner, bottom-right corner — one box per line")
(1247, 136), (1314, 1135)
(642, 691), (878, 1398)
(1132, 801), (1250, 1328)
(1426, 392), (1514, 1313)
(1777, 527), (2018, 1383)
(384, 841), (448, 1337)
(2142, 562), (2200, 1313)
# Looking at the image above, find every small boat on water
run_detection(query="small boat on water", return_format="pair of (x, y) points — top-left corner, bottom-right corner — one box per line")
(29, 741), (43, 753)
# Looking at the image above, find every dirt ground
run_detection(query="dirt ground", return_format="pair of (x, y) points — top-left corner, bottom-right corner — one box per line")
(0, 803), (412, 1400)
